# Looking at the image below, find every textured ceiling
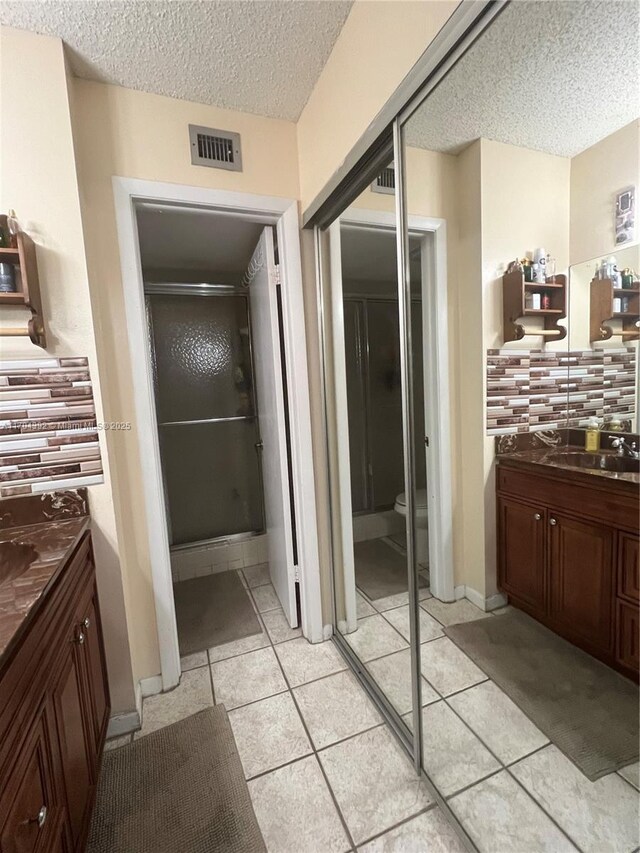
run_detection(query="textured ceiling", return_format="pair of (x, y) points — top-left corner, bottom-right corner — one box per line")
(0, 0), (352, 121)
(405, 0), (640, 157)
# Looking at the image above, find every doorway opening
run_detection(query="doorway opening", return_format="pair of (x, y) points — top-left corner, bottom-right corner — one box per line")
(114, 179), (322, 691)
(136, 204), (299, 663)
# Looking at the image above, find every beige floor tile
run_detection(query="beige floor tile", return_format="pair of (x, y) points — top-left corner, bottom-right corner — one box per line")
(345, 614), (408, 662)
(450, 770), (578, 853)
(419, 637), (486, 696)
(358, 808), (468, 852)
(248, 756), (350, 853)
(243, 562), (271, 588)
(275, 637), (347, 687)
(319, 725), (433, 845)
(366, 649), (439, 716)
(448, 681), (549, 765)
(619, 761), (640, 791)
(511, 745), (640, 853)
(356, 591), (377, 618)
(371, 587), (432, 613)
(228, 692), (312, 779)
(294, 669), (382, 749)
(421, 597), (489, 627)
(104, 733), (132, 751)
(251, 582), (281, 613)
(420, 701), (500, 796)
(261, 608), (302, 644)
(207, 629), (269, 663)
(211, 646), (287, 710)
(135, 667), (213, 739)
(180, 650), (208, 671)
(382, 604), (444, 643)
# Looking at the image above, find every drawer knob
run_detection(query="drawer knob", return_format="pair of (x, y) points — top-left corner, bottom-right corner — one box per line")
(76, 631), (85, 645)
(83, 617), (91, 630)
(534, 513), (541, 521)
(35, 805), (47, 828)
(550, 518), (557, 526)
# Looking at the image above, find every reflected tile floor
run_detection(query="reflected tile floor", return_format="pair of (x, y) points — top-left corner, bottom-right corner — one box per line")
(108, 572), (640, 853)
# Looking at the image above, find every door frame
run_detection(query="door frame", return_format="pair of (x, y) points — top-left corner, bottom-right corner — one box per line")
(328, 207), (454, 611)
(113, 177), (322, 691)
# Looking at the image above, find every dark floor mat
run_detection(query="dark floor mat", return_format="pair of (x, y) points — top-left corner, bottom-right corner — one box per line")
(446, 609), (639, 780)
(174, 571), (263, 655)
(354, 538), (427, 601)
(88, 707), (266, 853)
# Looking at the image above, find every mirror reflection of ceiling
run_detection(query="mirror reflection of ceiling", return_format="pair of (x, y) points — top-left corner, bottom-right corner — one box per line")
(405, 0), (640, 157)
(341, 225), (421, 284)
(136, 205), (263, 278)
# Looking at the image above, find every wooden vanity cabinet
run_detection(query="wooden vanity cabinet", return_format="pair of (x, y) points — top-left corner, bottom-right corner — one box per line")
(0, 531), (110, 853)
(497, 463), (639, 681)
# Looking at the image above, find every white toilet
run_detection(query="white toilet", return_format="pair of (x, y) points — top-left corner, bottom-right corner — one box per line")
(394, 489), (429, 567)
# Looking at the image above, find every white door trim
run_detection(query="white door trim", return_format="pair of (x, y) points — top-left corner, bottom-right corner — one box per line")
(332, 207), (454, 604)
(112, 177), (322, 692)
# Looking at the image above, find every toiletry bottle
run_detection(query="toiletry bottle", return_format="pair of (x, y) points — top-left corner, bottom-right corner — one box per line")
(613, 296), (622, 314)
(6, 210), (20, 248)
(531, 292), (541, 310)
(541, 292), (551, 309)
(585, 417), (600, 452)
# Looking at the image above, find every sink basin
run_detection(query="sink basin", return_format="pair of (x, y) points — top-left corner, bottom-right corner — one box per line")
(0, 540), (38, 585)
(551, 452), (640, 474)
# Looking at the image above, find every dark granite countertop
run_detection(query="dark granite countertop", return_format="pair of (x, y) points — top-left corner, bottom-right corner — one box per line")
(497, 447), (640, 490)
(0, 517), (90, 666)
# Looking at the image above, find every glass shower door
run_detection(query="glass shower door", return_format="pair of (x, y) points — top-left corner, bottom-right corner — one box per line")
(146, 289), (265, 545)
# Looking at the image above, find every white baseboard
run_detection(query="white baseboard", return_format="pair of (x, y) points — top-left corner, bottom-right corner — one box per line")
(139, 674), (163, 699)
(454, 585), (507, 612)
(106, 710), (140, 739)
(323, 623), (334, 640)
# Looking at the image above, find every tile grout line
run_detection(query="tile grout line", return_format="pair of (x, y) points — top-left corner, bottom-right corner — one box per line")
(243, 580), (359, 853)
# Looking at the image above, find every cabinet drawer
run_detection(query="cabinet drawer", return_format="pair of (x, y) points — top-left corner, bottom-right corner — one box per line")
(617, 600), (640, 674)
(618, 533), (640, 604)
(0, 705), (62, 853)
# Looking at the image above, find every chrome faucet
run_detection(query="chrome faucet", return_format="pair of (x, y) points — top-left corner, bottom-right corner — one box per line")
(609, 436), (639, 459)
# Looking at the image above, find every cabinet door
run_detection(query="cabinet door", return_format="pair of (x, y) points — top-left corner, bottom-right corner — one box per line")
(78, 588), (110, 768)
(498, 497), (546, 617)
(617, 601), (639, 674)
(0, 707), (62, 853)
(549, 513), (614, 653)
(618, 533), (640, 604)
(51, 634), (93, 848)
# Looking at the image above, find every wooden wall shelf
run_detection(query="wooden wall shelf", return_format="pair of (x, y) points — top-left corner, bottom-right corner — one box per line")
(589, 277), (640, 342)
(503, 271), (567, 343)
(0, 214), (46, 347)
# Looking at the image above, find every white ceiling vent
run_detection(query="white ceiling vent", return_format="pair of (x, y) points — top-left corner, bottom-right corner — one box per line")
(371, 166), (395, 195)
(189, 124), (243, 171)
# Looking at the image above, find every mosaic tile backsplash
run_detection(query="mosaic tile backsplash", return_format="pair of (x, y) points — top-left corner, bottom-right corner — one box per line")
(487, 347), (637, 435)
(0, 357), (104, 498)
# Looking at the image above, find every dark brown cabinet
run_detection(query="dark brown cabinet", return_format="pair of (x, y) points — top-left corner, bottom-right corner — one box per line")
(497, 461), (639, 681)
(0, 532), (109, 853)
(498, 498), (546, 617)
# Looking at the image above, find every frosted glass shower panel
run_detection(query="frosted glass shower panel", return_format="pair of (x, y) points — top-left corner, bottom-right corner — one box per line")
(149, 294), (254, 422)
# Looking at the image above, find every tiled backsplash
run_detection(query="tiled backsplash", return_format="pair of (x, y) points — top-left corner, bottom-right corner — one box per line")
(0, 357), (104, 497)
(487, 347), (637, 435)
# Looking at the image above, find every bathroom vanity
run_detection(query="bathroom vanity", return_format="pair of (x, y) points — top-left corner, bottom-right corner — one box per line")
(0, 503), (109, 852)
(497, 446), (639, 682)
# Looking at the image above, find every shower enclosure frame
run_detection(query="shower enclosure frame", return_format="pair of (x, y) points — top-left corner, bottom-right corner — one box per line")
(113, 178), (322, 694)
(144, 281), (267, 548)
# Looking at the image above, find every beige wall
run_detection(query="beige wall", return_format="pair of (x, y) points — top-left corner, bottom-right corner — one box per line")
(70, 80), (302, 681)
(570, 120), (640, 266)
(0, 27), (136, 715)
(297, 0), (457, 210)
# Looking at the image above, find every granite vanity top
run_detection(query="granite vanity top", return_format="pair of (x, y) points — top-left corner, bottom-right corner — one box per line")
(497, 447), (640, 489)
(0, 516), (90, 665)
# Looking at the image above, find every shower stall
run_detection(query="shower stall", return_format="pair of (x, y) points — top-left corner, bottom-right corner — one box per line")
(145, 284), (266, 547)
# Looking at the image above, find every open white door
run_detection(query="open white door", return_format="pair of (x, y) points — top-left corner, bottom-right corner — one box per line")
(248, 228), (298, 627)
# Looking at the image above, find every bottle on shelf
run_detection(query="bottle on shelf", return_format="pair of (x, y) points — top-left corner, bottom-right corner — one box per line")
(584, 417), (601, 452)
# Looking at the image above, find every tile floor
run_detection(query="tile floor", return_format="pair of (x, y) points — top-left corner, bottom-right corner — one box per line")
(105, 567), (640, 853)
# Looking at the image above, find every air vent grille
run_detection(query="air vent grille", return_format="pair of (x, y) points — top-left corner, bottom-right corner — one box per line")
(189, 124), (243, 171)
(371, 166), (396, 195)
